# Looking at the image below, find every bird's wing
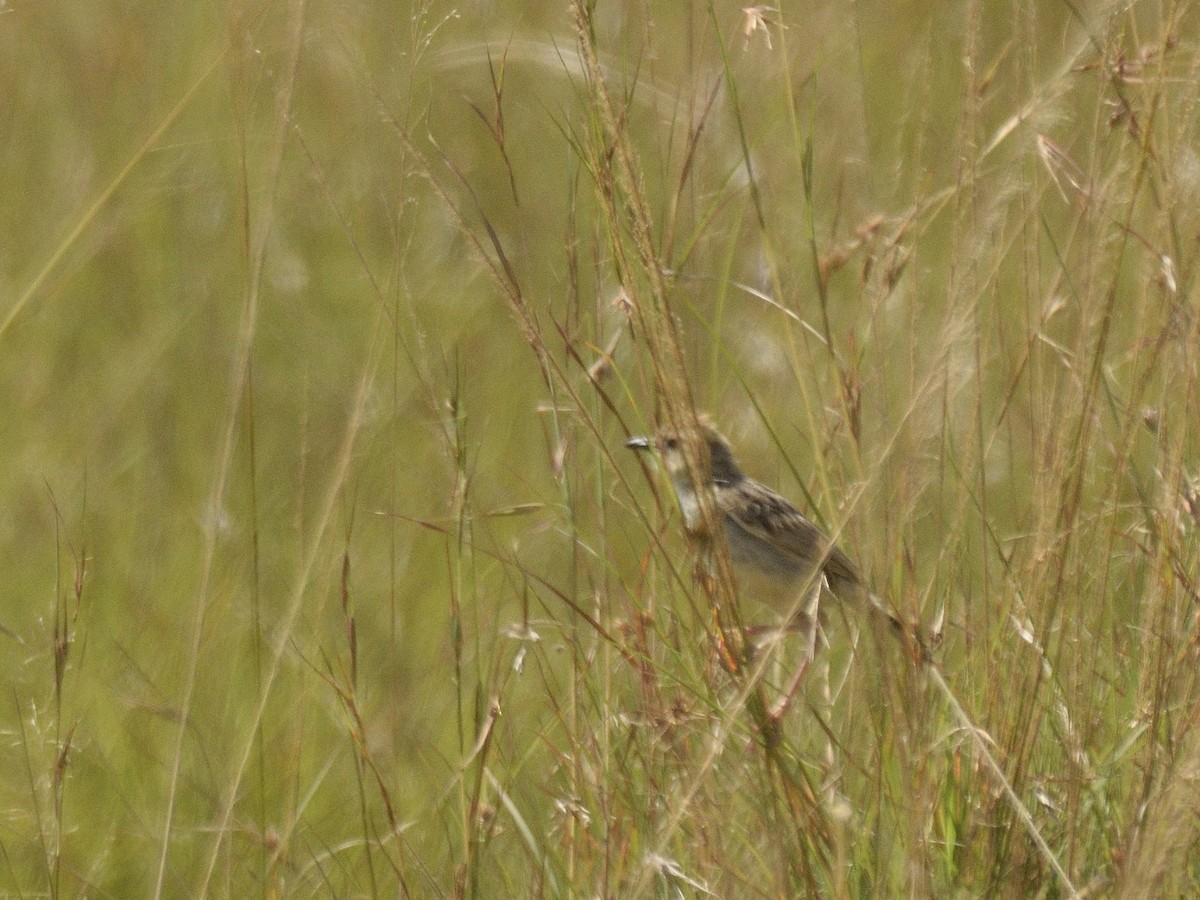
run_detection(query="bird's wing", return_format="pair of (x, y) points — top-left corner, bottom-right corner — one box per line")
(720, 479), (864, 587)
(720, 480), (925, 655)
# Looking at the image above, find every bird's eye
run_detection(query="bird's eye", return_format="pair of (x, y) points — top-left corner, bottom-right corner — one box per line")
(663, 438), (678, 450)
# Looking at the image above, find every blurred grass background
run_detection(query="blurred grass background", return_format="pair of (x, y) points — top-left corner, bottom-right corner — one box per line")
(3, 0), (1200, 895)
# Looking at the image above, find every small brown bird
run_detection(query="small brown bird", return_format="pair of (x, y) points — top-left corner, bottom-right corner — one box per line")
(627, 417), (918, 649)
(625, 425), (1055, 873)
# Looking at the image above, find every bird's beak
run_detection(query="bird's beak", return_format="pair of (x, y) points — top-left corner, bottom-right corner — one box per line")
(625, 436), (651, 451)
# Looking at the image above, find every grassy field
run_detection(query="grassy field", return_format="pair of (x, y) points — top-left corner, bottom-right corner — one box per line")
(4, 0), (1200, 895)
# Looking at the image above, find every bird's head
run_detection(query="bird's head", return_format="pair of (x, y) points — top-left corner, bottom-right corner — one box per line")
(626, 415), (744, 487)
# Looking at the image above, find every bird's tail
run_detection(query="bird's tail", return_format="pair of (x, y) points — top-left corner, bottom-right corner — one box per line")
(866, 591), (931, 663)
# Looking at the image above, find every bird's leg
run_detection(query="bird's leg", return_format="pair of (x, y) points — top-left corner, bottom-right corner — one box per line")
(768, 580), (823, 722)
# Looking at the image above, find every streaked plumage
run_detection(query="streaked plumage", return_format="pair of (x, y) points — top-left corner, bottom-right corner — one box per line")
(628, 417), (913, 643)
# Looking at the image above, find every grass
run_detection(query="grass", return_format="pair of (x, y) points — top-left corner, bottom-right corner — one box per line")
(3, 0), (1200, 895)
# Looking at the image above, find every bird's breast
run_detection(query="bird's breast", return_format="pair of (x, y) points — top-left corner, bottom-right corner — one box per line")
(670, 478), (704, 530)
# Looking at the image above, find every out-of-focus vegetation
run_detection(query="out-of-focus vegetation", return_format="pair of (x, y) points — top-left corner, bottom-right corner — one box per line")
(3, 0), (1200, 895)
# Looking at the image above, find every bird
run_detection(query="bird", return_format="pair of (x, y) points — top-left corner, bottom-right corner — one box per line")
(627, 416), (923, 654)
(625, 422), (1058, 864)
